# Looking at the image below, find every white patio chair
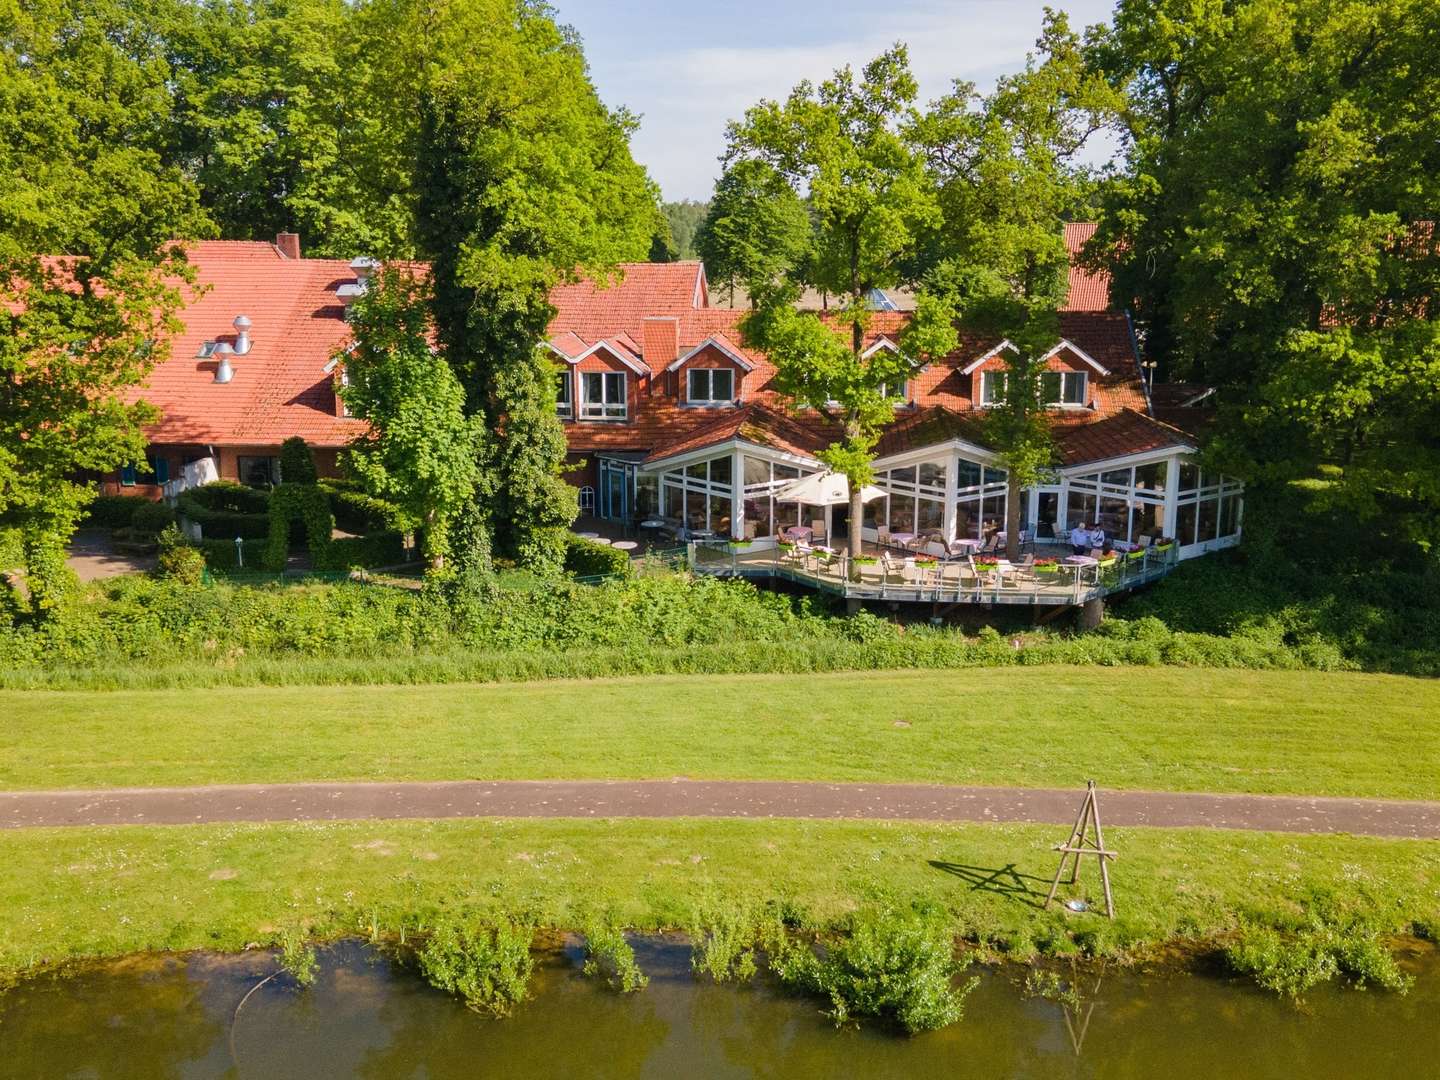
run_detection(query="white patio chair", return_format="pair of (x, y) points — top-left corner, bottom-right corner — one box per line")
(877, 525), (891, 549)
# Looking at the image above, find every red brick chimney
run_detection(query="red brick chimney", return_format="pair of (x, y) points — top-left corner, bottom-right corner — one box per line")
(275, 232), (301, 260)
(642, 316), (679, 371)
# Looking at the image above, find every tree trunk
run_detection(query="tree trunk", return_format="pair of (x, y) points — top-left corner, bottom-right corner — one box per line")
(849, 487), (864, 581)
(1005, 472), (1023, 563)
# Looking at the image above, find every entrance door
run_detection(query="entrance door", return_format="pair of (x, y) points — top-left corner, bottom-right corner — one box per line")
(604, 465), (629, 523)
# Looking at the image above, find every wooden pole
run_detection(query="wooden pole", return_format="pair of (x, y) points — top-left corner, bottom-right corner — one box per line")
(1044, 780), (1118, 919)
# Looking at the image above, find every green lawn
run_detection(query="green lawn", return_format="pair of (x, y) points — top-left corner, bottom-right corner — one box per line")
(1, 667), (1435, 797)
(1, 816), (1435, 978)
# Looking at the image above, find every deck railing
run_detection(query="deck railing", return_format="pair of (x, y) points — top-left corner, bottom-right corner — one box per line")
(688, 540), (1179, 606)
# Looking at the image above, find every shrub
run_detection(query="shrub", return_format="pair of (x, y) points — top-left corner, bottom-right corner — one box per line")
(155, 527), (206, 584)
(84, 494), (150, 529)
(416, 914), (534, 1015)
(131, 500), (177, 535)
(689, 906), (761, 983)
(177, 482), (271, 540)
(280, 436), (318, 485)
(582, 919), (647, 992)
(767, 907), (977, 1033)
(263, 484), (335, 571)
(320, 481), (409, 535)
(197, 538), (244, 570)
(1226, 911), (1412, 999)
(564, 534), (632, 579)
(322, 531), (406, 570)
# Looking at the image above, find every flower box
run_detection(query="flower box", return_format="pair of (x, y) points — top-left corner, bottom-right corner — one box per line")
(1034, 563), (1061, 575)
(851, 555), (878, 566)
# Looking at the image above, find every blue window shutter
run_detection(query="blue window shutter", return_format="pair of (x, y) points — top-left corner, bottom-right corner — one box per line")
(120, 464), (137, 486)
(154, 458), (170, 484)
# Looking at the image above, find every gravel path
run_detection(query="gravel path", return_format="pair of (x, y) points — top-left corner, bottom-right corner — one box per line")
(1, 779), (1437, 837)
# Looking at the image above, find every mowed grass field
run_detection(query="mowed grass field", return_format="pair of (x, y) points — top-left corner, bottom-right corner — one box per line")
(2, 817), (1437, 975)
(2, 667), (1435, 798)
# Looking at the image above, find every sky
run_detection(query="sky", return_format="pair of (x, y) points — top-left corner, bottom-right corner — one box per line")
(552, 0), (1120, 202)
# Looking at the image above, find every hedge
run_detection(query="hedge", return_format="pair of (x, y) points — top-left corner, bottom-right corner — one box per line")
(262, 484), (335, 572)
(564, 534), (632, 579)
(323, 531), (406, 569)
(177, 482), (271, 540)
(319, 480), (409, 535)
(84, 495), (152, 529)
(131, 501), (177, 535)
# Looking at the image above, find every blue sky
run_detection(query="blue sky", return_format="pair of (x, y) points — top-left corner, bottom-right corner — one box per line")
(552, 0), (1119, 201)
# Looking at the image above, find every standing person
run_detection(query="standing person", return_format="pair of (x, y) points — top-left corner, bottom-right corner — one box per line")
(1089, 521), (1107, 552)
(1069, 522), (1090, 556)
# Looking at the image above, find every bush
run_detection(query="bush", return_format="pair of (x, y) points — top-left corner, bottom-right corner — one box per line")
(689, 906), (761, 983)
(322, 531), (406, 570)
(280, 436), (318, 485)
(564, 534), (632, 579)
(263, 484), (335, 571)
(1226, 905), (1413, 998)
(177, 482), (271, 540)
(767, 907), (977, 1033)
(278, 926), (318, 988)
(416, 914), (534, 1015)
(131, 500), (177, 535)
(582, 919), (647, 992)
(84, 494), (151, 529)
(155, 527), (206, 584)
(197, 538), (244, 570)
(319, 481), (409, 535)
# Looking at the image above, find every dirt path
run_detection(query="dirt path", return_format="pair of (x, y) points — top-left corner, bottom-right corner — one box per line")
(1, 779), (1437, 837)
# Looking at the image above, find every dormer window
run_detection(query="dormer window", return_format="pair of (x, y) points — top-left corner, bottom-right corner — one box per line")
(980, 371), (1008, 405)
(581, 371), (627, 420)
(687, 368), (734, 405)
(1042, 370), (1087, 406)
(878, 380), (907, 404)
(556, 370), (573, 419)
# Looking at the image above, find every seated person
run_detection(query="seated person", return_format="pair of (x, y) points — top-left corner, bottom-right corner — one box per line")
(1069, 523), (1090, 556)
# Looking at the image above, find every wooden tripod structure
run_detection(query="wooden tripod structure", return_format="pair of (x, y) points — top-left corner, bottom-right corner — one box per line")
(1043, 780), (1117, 919)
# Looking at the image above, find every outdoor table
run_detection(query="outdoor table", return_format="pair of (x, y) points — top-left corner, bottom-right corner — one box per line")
(1062, 554), (1098, 584)
(639, 520), (665, 529)
(949, 538), (981, 554)
(590, 536), (612, 545)
(611, 540), (638, 552)
(689, 529), (715, 541)
(781, 526), (812, 543)
(576, 531), (599, 539)
(889, 531), (916, 548)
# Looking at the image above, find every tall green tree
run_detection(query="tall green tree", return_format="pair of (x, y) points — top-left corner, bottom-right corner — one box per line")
(695, 160), (811, 306)
(724, 46), (958, 569)
(659, 199), (710, 260)
(914, 10), (1121, 561)
(401, 0), (662, 572)
(1087, 0), (1440, 549)
(338, 267), (484, 570)
(0, 0), (208, 614)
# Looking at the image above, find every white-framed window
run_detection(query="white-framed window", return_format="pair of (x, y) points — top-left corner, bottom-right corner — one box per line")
(337, 370), (352, 417)
(980, 370), (1008, 405)
(581, 371), (626, 420)
(687, 368), (734, 405)
(878, 380), (907, 403)
(556, 370), (573, 419)
(1041, 370), (1087, 406)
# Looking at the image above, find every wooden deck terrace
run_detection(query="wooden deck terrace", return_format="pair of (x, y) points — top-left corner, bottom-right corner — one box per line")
(688, 540), (1180, 607)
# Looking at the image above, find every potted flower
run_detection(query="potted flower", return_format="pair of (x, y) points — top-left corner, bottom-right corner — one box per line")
(727, 538), (753, 550)
(1125, 547), (1146, 562)
(1154, 537), (1175, 553)
(974, 556), (999, 571)
(851, 554), (878, 566)
(777, 539), (796, 551)
(1033, 557), (1060, 575)
(913, 555), (938, 568)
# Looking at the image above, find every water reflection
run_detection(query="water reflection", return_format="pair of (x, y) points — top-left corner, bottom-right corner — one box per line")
(0, 941), (1435, 1079)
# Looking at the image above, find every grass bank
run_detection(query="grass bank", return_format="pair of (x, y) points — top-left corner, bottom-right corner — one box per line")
(1, 817), (1434, 980)
(2, 668), (1436, 797)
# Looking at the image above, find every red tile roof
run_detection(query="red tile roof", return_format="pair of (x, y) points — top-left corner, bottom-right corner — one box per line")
(1063, 222), (1111, 312)
(1053, 409), (1194, 465)
(132, 242), (364, 448)
(643, 403), (835, 464)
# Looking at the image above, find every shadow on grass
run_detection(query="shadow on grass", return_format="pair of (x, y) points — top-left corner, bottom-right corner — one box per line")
(929, 861), (1049, 909)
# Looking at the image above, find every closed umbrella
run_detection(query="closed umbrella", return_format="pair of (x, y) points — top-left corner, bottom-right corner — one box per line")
(772, 471), (886, 505)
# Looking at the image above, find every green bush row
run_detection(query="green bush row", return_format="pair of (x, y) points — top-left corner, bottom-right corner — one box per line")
(563, 534), (632, 579)
(319, 480), (411, 535)
(83, 494), (152, 529)
(322, 531), (406, 569)
(177, 482), (271, 539)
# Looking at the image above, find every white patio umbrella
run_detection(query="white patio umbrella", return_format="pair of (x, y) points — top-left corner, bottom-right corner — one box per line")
(772, 471), (886, 506)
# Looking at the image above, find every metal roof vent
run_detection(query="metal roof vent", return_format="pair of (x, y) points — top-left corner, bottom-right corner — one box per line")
(213, 342), (235, 384)
(336, 282), (367, 304)
(349, 256), (379, 282)
(232, 314), (252, 356)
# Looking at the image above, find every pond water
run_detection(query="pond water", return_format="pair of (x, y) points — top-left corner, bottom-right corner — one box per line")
(1, 939), (1435, 1078)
